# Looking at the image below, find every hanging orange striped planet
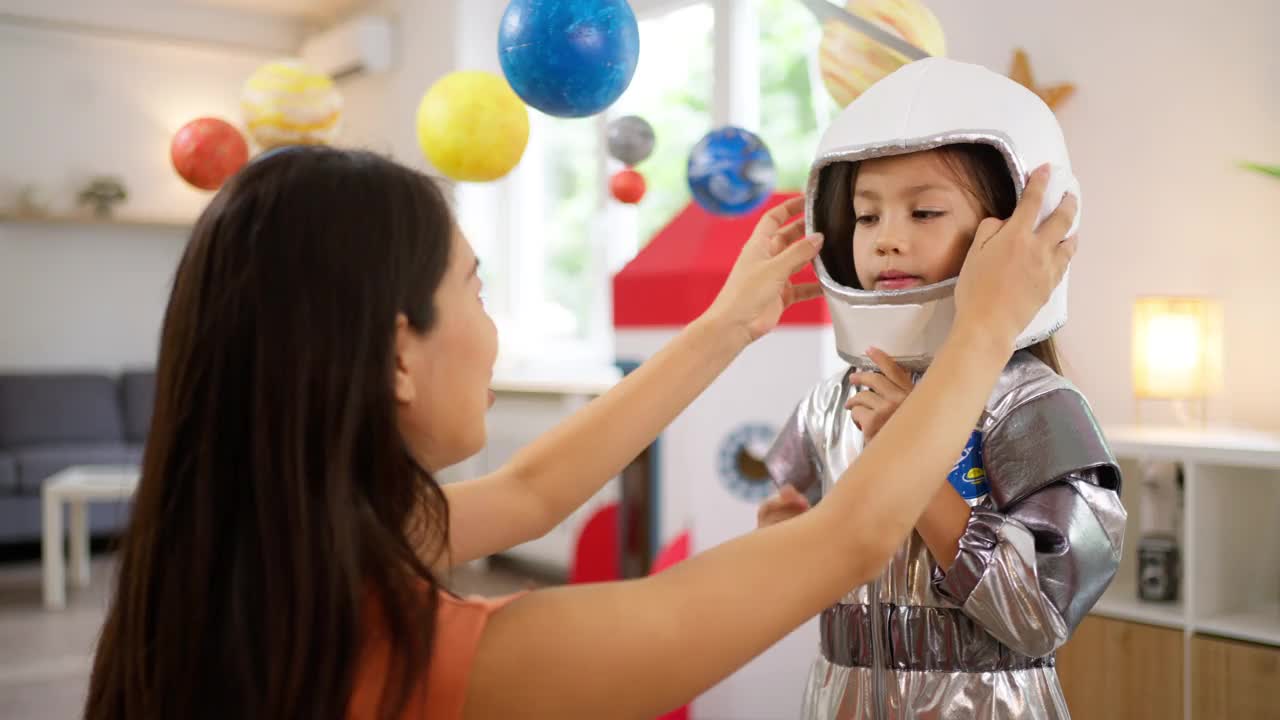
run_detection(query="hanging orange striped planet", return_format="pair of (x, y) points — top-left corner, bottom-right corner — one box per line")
(817, 0), (946, 108)
(241, 60), (343, 149)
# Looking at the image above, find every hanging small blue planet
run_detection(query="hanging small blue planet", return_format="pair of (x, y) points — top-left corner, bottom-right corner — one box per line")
(687, 127), (777, 216)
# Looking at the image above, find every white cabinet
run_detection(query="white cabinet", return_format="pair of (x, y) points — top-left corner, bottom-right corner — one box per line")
(1090, 425), (1280, 718)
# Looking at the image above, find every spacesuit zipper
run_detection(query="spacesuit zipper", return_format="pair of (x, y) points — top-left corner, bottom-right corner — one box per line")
(870, 577), (886, 719)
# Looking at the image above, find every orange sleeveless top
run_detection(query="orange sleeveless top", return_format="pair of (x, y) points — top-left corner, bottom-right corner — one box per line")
(347, 588), (525, 719)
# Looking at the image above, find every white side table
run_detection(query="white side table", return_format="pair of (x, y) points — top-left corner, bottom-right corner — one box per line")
(42, 465), (140, 609)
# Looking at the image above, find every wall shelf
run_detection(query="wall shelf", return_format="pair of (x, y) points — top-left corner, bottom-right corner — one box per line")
(1107, 424), (1280, 469)
(0, 213), (192, 231)
(1195, 602), (1280, 648)
(1094, 587), (1186, 631)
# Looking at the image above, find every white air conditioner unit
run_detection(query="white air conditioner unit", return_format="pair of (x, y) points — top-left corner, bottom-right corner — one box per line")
(300, 14), (394, 79)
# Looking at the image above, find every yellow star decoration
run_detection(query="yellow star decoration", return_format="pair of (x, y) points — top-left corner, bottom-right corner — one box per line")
(1008, 48), (1076, 112)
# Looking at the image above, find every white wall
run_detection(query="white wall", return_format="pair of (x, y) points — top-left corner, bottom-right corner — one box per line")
(0, 0), (301, 54)
(924, 0), (1280, 432)
(336, 0), (457, 169)
(0, 225), (186, 370)
(0, 22), (279, 222)
(0, 18), (284, 370)
(0, 0), (457, 371)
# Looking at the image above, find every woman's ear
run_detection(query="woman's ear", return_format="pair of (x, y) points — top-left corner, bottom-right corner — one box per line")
(392, 314), (417, 404)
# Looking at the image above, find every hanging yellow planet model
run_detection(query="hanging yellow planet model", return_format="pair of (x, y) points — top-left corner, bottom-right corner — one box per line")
(416, 70), (530, 183)
(241, 60), (343, 149)
(817, 0), (946, 108)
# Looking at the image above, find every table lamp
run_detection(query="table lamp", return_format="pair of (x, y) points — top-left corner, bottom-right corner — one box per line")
(1132, 296), (1223, 426)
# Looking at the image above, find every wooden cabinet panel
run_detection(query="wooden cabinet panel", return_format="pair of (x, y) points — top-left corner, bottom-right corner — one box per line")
(1057, 616), (1184, 719)
(1057, 617), (1111, 716)
(1192, 634), (1280, 720)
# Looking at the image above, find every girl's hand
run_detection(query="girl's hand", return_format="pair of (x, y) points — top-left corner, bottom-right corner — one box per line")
(846, 348), (914, 442)
(756, 485), (811, 529)
(705, 197), (825, 347)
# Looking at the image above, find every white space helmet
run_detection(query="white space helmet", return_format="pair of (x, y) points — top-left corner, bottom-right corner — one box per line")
(807, 57), (1081, 369)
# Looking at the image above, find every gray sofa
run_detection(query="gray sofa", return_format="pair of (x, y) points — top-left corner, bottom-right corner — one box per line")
(0, 370), (154, 543)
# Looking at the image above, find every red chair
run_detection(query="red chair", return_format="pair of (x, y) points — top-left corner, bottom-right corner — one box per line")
(650, 531), (690, 574)
(568, 503), (621, 584)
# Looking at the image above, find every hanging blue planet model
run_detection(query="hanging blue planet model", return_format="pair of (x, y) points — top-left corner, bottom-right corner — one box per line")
(498, 0), (641, 118)
(687, 127), (777, 216)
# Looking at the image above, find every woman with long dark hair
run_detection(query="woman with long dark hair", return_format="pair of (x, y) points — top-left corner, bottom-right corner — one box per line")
(86, 147), (1075, 719)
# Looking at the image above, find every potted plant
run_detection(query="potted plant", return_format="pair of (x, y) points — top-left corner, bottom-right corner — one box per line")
(1242, 162), (1280, 180)
(77, 176), (128, 218)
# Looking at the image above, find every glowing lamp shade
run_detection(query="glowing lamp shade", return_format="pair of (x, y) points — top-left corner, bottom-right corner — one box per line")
(1132, 297), (1223, 399)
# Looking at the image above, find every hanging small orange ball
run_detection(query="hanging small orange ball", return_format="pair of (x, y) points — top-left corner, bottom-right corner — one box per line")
(610, 168), (646, 204)
(170, 117), (249, 191)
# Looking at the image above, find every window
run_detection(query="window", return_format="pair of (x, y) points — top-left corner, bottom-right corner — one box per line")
(457, 0), (833, 372)
(460, 1), (716, 371)
(518, 110), (602, 346)
(609, 3), (715, 248)
(455, 79), (608, 368)
(756, 0), (833, 192)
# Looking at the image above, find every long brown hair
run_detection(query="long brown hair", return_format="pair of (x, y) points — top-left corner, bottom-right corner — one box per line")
(86, 147), (454, 720)
(814, 144), (1063, 374)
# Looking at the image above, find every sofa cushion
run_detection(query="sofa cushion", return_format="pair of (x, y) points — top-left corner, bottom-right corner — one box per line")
(0, 374), (124, 447)
(12, 444), (137, 493)
(123, 444), (145, 466)
(119, 371), (156, 445)
(0, 453), (15, 493)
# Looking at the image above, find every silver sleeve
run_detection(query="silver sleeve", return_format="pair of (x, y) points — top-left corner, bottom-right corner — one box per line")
(932, 389), (1126, 658)
(933, 472), (1125, 657)
(764, 403), (824, 506)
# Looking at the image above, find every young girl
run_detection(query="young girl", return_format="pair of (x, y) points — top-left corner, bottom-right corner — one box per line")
(761, 58), (1125, 719)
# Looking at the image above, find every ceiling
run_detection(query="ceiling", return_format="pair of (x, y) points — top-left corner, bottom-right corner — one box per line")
(177, 0), (372, 23)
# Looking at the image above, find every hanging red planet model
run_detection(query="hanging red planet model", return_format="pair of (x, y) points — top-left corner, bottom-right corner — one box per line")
(609, 168), (646, 204)
(606, 115), (654, 204)
(170, 117), (249, 191)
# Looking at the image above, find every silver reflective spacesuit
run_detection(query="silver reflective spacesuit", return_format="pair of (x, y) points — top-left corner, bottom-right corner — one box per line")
(766, 58), (1126, 720)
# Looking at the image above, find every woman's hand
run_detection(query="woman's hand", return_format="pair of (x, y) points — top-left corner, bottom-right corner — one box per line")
(846, 348), (913, 442)
(704, 197), (824, 347)
(954, 164), (1078, 351)
(756, 485), (811, 529)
